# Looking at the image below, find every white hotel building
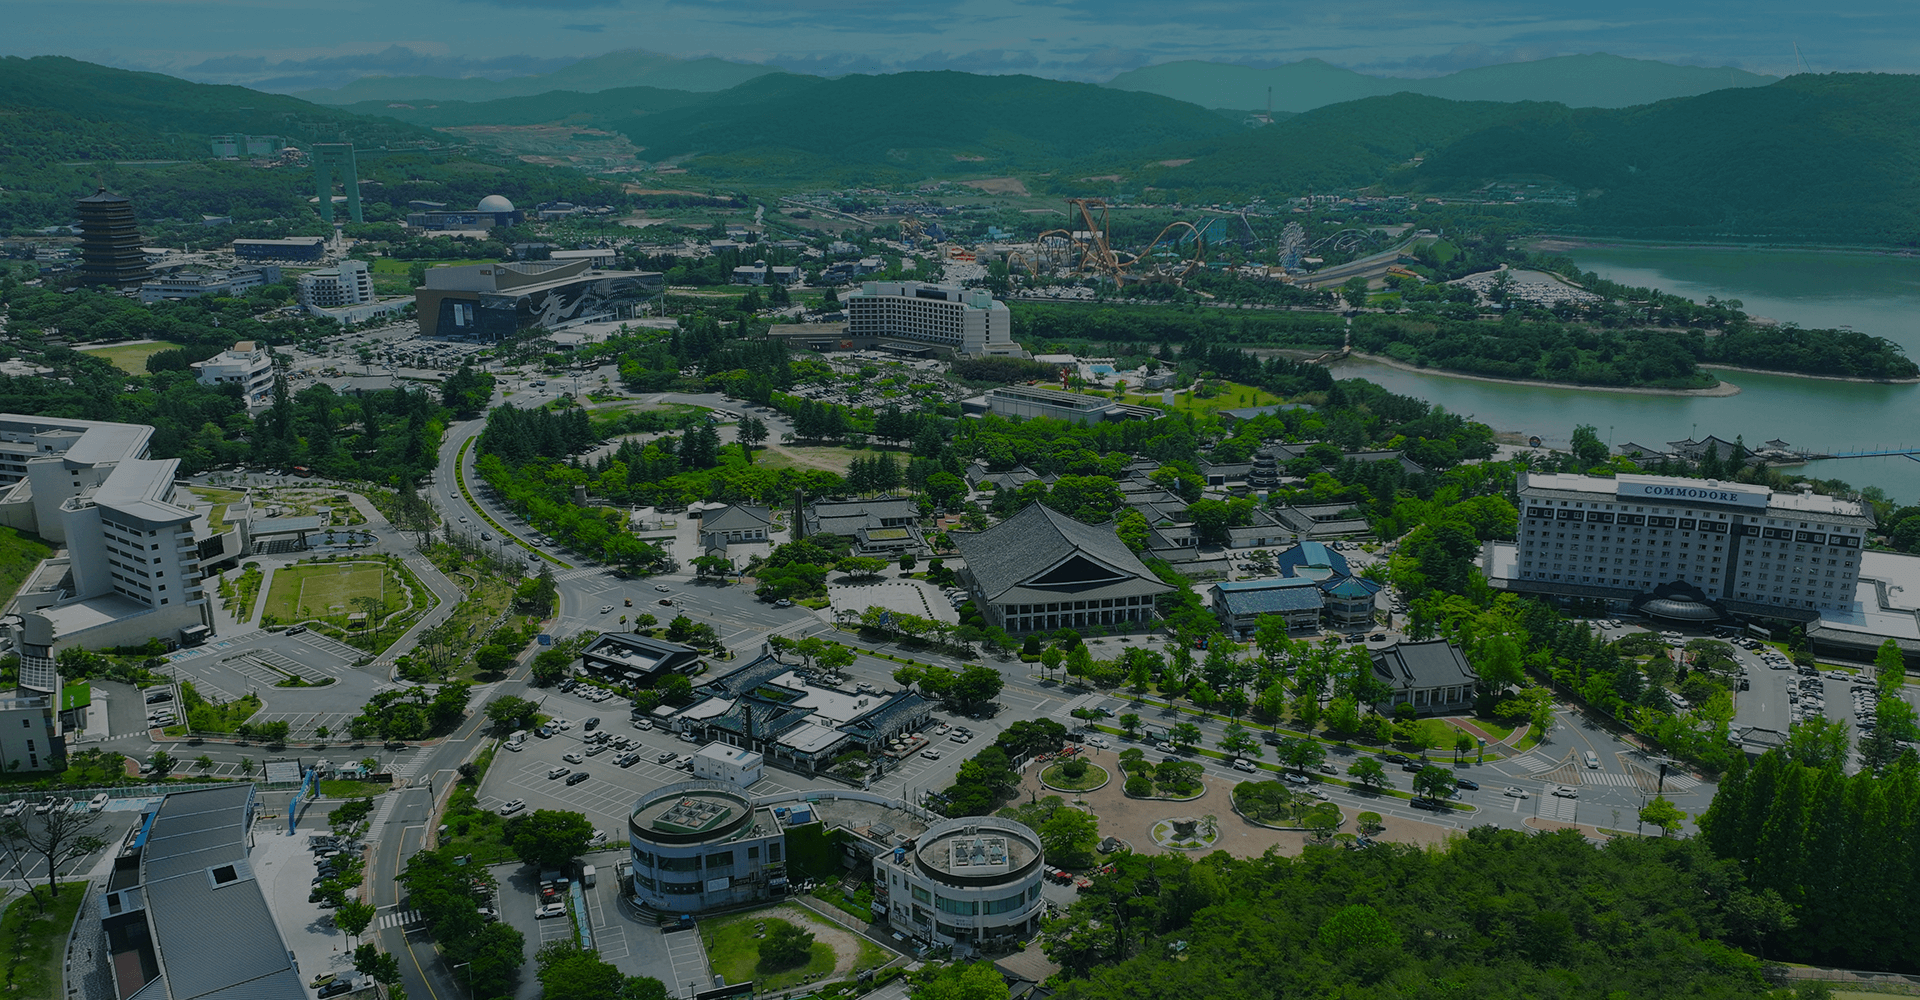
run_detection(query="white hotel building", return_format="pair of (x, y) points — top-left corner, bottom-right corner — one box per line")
(845, 281), (1021, 357)
(1513, 472), (1871, 614)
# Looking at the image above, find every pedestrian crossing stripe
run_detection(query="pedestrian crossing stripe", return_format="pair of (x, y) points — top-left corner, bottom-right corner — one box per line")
(379, 910), (422, 929)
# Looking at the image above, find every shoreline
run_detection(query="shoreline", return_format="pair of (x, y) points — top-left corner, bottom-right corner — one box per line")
(1343, 352), (1742, 397)
(1526, 235), (1920, 259)
(1698, 364), (1920, 386)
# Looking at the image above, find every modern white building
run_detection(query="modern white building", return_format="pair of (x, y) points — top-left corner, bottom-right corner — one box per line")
(0, 691), (62, 772)
(137, 266), (280, 304)
(689, 742), (764, 787)
(190, 341), (276, 402)
(1512, 471), (1871, 616)
(296, 259), (373, 310)
(846, 281), (1019, 356)
(0, 416), (213, 689)
(873, 815), (1046, 951)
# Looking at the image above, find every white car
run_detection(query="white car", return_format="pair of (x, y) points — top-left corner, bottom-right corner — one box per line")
(535, 902), (567, 919)
(1551, 785), (1579, 799)
(499, 799), (526, 816)
(1502, 787), (1530, 799)
(553, 719), (572, 731)
(562, 752), (585, 764)
(600, 606), (615, 614)
(1085, 737), (1110, 749)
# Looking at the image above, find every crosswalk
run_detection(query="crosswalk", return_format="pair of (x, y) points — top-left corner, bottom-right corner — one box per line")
(385, 753), (431, 782)
(377, 908), (423, 930)
(1580, 771), (1641, 788)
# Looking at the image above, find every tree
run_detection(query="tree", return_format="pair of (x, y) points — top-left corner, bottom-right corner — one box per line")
(760, 920), (816, 970)
(1412, 765), (1455, 801)
(1341, 276), (1371, 309)
(1319, 903), (1401, 952)
(818, 643), (856, 680)
(1189, 682), (1216, 716)
(1347, 757), (1390, 792)
(1168, 722), (1201, 750)
(1039, 806), (1101, 869)
(691, 554), (733, 579)
(485, 695), (538, 734)
(1569, 424), (1610, 470)
(1277, 736), (1325, 776)
(1118, 712), (1142, 739)
(353, 942), (402, 986)
(335, 898), (377, 946)
(737, 415), (768, 463)
(1356, 811), (1384, 835)
(950, 664), (1003, 708)
(1040, 646), (1064, 680)
(505, 809), (595, 869)
(149, 749), (175, 777)
(1875, 638), (1905, 699)
(1219, 722), (1259, 759)
(0, 809), (107, 901)
(1474, 633), (1526, 694)
(913, 961), (1011, 1000)
(1639, 795), (1686, 837)
(487, 644), (528, 679)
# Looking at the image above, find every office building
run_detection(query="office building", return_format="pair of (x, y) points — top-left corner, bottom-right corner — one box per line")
(731, 260), (802, 286)
(76, 188), (149, 287)
(191, 341), (276, 403)
(580, 632), (702, 686)
(0, 416), (213, 685)
(415, 259), (663, 339)
(951, 502), (1171, 635)
(1511, 471), (1871, 616)
(233, 237), (326, 263)
(627, 781), (788, 912)
(873, 815), (1046, 951)
(676, 653), (932, 774)
(209, 134), (283, 158)
(0, 691), (63, 772)
(138, 266), (281, 304)
(296, 259), (373, 310)
(846, 281), (1020, 357)
(76, 784), (307, 1000)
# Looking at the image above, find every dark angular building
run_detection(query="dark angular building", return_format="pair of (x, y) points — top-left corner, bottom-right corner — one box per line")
(76, 188), (149, 287)
(413, 259), (663, 339)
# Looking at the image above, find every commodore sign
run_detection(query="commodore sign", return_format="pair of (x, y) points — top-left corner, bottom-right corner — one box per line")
(1615, 475), (1769, 509)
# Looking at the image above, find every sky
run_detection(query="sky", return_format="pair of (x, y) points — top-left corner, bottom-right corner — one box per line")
(3, 0), (1912, 94)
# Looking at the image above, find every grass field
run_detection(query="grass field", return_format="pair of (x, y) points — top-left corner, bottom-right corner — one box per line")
(0, 884), (85, 998)
(703, 909), (882, 993)
(0, 527), (53, 608)
(76, 340), (183, 375)
(263, 561), (396, 624)
(369, 257), (496, 275)
(1120, 379), (1285, 416)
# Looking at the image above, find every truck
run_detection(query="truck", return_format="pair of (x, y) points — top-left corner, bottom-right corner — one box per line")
(580, 864), (597, 888)
(506, 730), (528, 751)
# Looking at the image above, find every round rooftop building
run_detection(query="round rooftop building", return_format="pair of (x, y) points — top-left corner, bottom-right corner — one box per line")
(475, 194), (515, 214)
(627, 781), (788, 912)
(874, 815), (1046, 950)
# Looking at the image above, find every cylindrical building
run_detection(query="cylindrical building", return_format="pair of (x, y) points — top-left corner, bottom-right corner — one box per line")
(627, 781), (786, 912)
(872, 815), (1046, 951)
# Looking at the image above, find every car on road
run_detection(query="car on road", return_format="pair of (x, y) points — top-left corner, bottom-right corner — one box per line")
(657, 752), (678, 764)
(1383, 753), (1411, 765)
(499, 799), (526, 816)
(285, 626), (307, 636)
(774, 599), (794, 608)
(1281, 772), (1308, 785)
(1232, 759), (1257, 773)
(562, 752), (584, 764)
(1410, 798), (1447, 812)
(1400, 761), (1424, 773)
(1085, 737), (1109, 748)
(535, 902), (567, 919)
(1454, 778), (1479, 791)
(1584, 751), (1600, 769)
(547, 767), (571, 780)
(657, 598), (674, 606)
(1502, 787), (1530, 799)
(565, 771), (590, 786)
(1551, 785), (1579, 798)
(655, 585), (670, 592)
(459, 516), (469, 523)
(600, 605), (614, 614)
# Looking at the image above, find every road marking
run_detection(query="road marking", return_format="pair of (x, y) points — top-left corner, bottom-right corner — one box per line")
(379, 909), (424, 929)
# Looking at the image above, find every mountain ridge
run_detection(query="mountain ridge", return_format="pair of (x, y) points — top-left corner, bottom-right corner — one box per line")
(1104, 54), (1778, 113)
(292, 49), (777, 105)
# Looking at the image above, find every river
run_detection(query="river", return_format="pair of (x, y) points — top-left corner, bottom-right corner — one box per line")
(1328, 244), (1920, 503)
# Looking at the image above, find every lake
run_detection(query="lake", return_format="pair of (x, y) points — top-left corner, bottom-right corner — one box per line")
(1329, 244), (1920, 504)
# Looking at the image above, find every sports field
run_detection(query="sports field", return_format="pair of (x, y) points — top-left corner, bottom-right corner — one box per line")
(263, 562), (395, 623)
(76, 340), (184, 375)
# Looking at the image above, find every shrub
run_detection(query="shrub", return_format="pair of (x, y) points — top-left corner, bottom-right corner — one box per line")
(1125, 775), (1153, 796)
(1061, 757), (1090, 780)
(759, 921), (815, 971)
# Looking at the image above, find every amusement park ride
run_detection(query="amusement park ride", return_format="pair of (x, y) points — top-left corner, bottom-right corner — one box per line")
(1009, 198), (1207, 286)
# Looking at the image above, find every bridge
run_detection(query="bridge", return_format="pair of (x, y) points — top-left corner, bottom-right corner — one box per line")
(1810, 447), (1920, 463)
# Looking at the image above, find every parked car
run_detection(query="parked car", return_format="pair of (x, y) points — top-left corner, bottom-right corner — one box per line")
(922, 750), (942, 761)
(565, 771), (590, 786)
(585, 717), (600, 731)
(547, 767), (571, 780)
(285, 625), (308, 636)
(563, 752), (585, 764)
(318, 980), (356, 998)
(535, 902), (567, 919)
(499, 799), (526, 816)
(657, 752), (678, 764)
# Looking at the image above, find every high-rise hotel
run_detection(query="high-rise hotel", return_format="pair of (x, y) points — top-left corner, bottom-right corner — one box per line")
(1514, 472), (1872, 613)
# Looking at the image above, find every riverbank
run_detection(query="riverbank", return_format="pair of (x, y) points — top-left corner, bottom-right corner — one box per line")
(1527, 235), (1920, 259)
(1347, 352), (1742, 397)
(1701, 364), (1920, 386)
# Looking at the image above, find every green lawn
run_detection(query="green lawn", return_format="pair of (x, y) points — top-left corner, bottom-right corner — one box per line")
(368, 257), (497, 274)
(0, 527), (53, 608)
(703, 909), (884, 992)
(1042, 761), (1109, 790)
(76, 340), (184, 375)
(263, 561), (397, 624)
(1118, 379), (1287, 416)
(0, 885), (86, 998)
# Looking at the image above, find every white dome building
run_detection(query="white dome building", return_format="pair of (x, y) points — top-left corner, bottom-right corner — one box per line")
(476, 194), (515, 214)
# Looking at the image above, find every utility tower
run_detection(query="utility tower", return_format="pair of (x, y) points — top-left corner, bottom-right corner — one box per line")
(312, 143), (363, 224)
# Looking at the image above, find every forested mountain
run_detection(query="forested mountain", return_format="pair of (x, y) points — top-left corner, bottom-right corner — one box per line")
(610, 72), (1241, 185)
(293, 49), (776, 105)
(339, 85), (710, 128)
(1106, 54), (1776, 114)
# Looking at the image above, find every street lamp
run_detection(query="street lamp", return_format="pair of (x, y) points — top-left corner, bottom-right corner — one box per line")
(452, 961), (473, 996)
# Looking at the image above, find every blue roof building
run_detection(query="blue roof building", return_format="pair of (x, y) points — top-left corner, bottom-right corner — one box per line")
(1209, 541), (1382, 635)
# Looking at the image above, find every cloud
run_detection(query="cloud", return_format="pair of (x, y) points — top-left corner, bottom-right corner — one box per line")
(1370, 42), (1567, 76)
(563, 23), (607, 32)
(174, 44), (578, 92)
